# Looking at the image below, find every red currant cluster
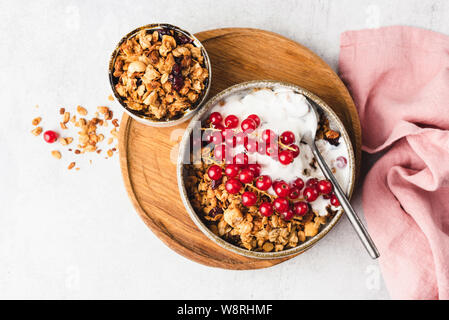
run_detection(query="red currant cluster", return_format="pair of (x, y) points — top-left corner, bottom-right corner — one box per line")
(205, 112), (300, 165)
(207, 163), (261, 207)
(204, 111), (341, 222)
(257, 177), (339, 220)
(207, 165), (340, 222)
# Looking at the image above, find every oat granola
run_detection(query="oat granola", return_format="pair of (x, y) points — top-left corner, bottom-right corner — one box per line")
(112, 27), (209, 121)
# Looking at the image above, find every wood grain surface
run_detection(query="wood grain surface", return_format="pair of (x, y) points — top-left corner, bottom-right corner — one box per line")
(118, 28), (361, 269)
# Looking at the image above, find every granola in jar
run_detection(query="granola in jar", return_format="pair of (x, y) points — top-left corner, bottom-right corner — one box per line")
(111, 26), (209, 121)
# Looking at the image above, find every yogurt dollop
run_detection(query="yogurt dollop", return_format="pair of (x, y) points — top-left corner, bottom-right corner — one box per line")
(209, 88), (350, 216)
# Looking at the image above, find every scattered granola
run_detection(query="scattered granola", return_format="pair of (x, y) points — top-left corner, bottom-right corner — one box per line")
(77, 105), (88, 116)
(51, 150), (61, 159)
(31, 126), (43, 136)
(32, 117), (41, 126)
(31, 99), (120, 169)
(60, 137), (73, 146)
(111, 27), (209, 121)
(97, 106), (109, 114)
(63, 112), (70, 124)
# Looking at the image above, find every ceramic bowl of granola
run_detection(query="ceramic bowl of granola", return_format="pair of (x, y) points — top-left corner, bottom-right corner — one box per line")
(177, 80), (356, 259)
(109, 23), (211, 127)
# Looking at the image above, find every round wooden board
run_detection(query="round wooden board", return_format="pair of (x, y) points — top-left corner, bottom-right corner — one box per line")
(119, 28), (362, 270)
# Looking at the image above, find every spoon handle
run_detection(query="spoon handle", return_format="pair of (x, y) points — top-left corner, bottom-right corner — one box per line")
(310, 143), (380, 259)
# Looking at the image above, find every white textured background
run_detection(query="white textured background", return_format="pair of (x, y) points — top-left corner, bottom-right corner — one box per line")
(1, 0), (447, 299)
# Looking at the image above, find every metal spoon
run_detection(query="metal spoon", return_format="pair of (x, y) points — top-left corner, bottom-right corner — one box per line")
(303, 98), (380, 259)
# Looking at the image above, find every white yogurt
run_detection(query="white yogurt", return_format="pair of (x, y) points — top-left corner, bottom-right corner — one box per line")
(209, 88), (350, 216)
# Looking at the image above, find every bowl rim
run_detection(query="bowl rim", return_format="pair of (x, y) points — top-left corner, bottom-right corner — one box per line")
(108, 23), (212, 127)
(177, 80), (356, 259)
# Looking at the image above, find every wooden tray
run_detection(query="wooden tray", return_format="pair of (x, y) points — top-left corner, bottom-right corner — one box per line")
(118, 28), (361, 270)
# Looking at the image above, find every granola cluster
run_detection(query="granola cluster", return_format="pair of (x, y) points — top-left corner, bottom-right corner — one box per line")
(112, 28), (209, 121)
(71, 105), (118, 154)
(316, 113), (341, 146)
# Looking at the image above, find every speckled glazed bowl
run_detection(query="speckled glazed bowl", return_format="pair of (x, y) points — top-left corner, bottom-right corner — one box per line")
(177, 80), (355, 259)
(108, 23), (211, 127)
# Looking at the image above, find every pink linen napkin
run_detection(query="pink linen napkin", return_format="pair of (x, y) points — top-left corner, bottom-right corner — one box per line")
(339, 26), (449, 300)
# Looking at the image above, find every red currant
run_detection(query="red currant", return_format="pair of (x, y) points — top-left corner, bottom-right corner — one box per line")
(273, 197), (289, 213)
(317, 180), (333, 194)
(224, 157), (234, 165)
(242, 191), (257, 206)
(288, 187), (300, 199)
(207, 165), (222, 180)
(203, 130), (214, 144)
(247, 114), (261, 127)
(225, 178), (242, 194)
(280, 131), (295, 145)
(241, 118), (257, 132)
(259, 202), (273, 217)
(274, 181), (290, 197)
(292, 178), (305, 190)
(222, 129), (234, 139)
(246, 164), (261, 177)
(233, 153), (249, 166)
(306, 178), (319, 188)
(280, 209), (294, 221)
(266, 143), (279, 158)
(43, 130), (58, 143)
(244, 138), (258, 153)
(224, 114), (239, 128)
(211, 131), (224, 145)
(214, 144), (226, 161)
(303, 187), (319, 202)
(235, 132), (247, 145)
(293, 201), (309, 216)
(239, 168), (255, 184)
(225, 134), (236, 147)
(289, 144), (300, 158)
(209, 112), (222, 125)
(336, 156), (348, 169)
(272, 180), (281, 190)
(257, 142), (267, 155)
(330, 194), (340, 206)
(278, 150), (294, 165)
(255, 175), (272, 191)
(261, 129), (277, 144)
(225, 164), (240, 178)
